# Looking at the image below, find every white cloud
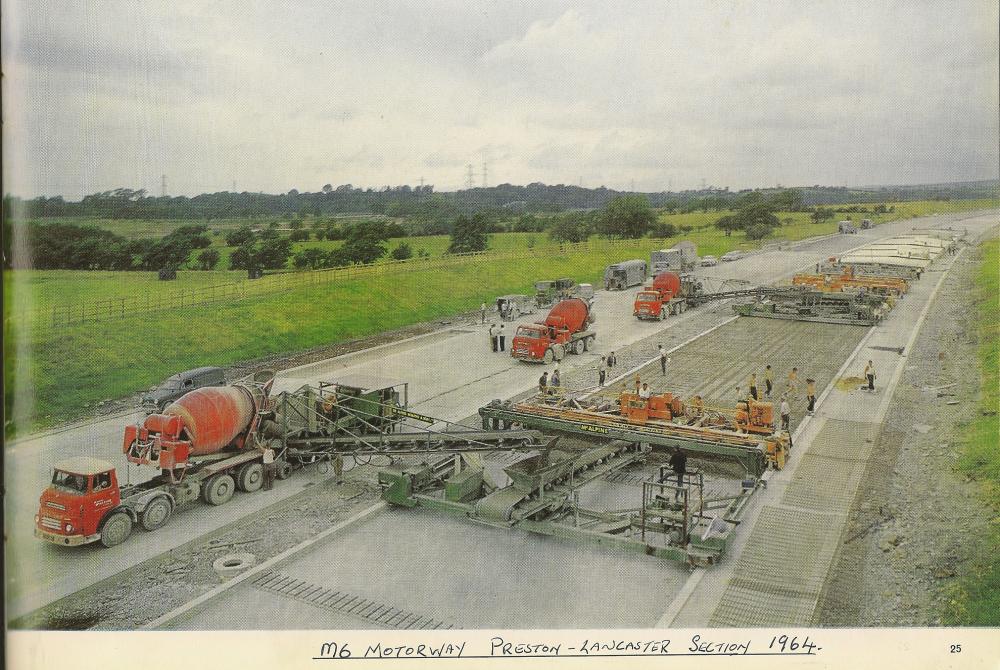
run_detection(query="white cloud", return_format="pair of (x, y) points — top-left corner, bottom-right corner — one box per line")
(2, 0), (997, 197)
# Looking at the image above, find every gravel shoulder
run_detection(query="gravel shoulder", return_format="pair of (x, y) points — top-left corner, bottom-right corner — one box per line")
(817, 245), (993, 625)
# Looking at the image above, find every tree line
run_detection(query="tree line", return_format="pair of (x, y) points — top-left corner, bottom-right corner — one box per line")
(6, 223), (214, 271)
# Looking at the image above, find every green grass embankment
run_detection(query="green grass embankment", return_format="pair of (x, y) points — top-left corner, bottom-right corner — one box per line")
(4, 243), (645, 436)
(944, 238), (1000, 625)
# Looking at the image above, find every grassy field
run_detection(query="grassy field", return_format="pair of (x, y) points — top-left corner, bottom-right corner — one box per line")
(944, 238), (1000, 625)
(4, 197), (996, 436)
(5, 242), (657, 436)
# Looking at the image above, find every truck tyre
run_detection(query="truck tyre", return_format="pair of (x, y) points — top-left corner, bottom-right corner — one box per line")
(236, 462), (264, 492)
(543, 348), (554, 364)
(140, 497), (172, 531)
(573, 339), (585, 355)
(203, 474), (236, 506)
(584, 336), (595, 351)
(553, 344), (566, 361)
(275, 460), (293, 480)
(100, 511), (133, 547)
(660, 308), (668, 320)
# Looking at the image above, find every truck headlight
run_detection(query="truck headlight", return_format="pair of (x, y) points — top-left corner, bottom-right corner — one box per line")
(65, 523), (74, 532)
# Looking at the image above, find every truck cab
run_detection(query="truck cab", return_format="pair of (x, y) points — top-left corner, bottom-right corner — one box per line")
(35, 457), (119, 546)
(633, 290), (666, 319)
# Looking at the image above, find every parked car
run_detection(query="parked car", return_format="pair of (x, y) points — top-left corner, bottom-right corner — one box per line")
(141, 366), (226, 412)
(720, 250), (745, 262)
(700, 255), (718, 267)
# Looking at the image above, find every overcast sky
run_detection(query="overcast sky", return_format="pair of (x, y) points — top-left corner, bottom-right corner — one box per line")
(3, 1), (998, 199)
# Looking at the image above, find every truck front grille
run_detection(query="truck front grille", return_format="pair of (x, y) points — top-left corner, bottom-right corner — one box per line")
(45, 501), (66, 510)
(40, 516), (62, 530)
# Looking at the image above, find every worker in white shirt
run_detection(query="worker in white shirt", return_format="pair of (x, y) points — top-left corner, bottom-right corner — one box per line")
(262, 447), (276, 490)
(780, 397), (791, 431)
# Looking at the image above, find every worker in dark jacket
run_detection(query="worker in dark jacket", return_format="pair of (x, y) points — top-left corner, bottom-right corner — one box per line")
(668, 448), (687, 500)
(538, 371), (548, 395)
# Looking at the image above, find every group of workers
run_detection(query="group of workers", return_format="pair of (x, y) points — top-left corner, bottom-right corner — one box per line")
(538, 368), (561, 395)
(487, 323), (507, 352)
(736, 366), (815, 431)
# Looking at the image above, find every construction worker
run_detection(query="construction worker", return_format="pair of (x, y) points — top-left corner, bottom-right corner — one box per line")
(787, 367), (799, 398)
(668, 447), (687, 501)
(639, 382), (652, 400)
(489, 324), (497, 352)
(598, 357), (606, 387)
(634, 374), (642, 394)
(262, 446), (276, 491)
(550, 368), (561, 395)
(498, 324), (506, 352)
(806, 378), (817, 414)
(748, 373), (758, 400)
(765, 365), (774, 397)
(538, 371), (548, 394)
(780, 396), (791, 431)
(333, 453), (344, 484)
(607, 351), (617, 368)
(864, 360), (876, 392)
(480, 302), (487, 324)
(658, 345), (670, 375)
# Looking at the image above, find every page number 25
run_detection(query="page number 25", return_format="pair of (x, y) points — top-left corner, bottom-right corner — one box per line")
(950, 644), (962, 653)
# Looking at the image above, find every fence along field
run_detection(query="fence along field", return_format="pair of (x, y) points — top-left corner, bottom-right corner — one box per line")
(15, 237), (664, 330)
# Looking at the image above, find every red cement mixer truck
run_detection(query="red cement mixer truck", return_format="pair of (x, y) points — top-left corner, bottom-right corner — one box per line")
(633, 271), (694, 320)
(511, 297), (595, 363)
(35, 372), (277, 547)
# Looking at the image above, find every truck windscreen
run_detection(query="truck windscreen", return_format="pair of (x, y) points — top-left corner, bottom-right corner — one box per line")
(52, 471), (88, 493)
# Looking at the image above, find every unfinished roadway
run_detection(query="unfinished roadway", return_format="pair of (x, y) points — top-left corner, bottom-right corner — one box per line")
(6, 210), (995, 627)
(142, 211), (996, 631)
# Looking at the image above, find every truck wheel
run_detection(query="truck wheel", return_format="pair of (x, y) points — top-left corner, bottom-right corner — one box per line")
(276, 460), (293, 480)
(584, 336), (595, 351)
(543, 348), (554, 364)
(202, 474), (236, 506)
(140, 497), (172, 531)
(660, 308), (668, 320)
(573, 339), (585, 355)
(236, 462), (264, 492)
(100, 511), (133, 547)
(553, 344), (566, 361)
